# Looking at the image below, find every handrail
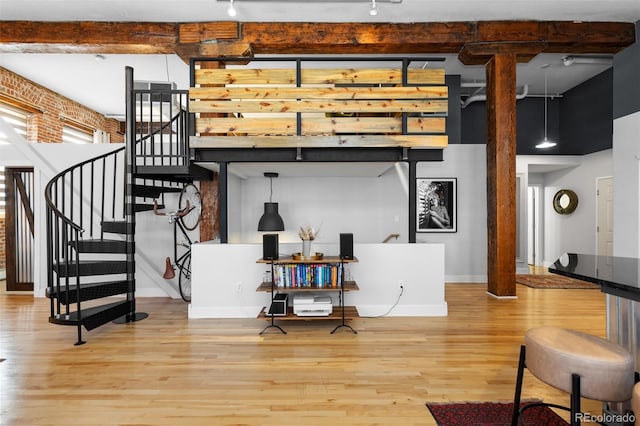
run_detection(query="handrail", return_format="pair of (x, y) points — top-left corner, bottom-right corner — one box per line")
(382, 233), (400, 243)
(44, 145), (124, 233)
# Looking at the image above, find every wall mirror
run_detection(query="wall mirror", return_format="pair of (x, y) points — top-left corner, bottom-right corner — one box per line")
(553, 189), (579, 214)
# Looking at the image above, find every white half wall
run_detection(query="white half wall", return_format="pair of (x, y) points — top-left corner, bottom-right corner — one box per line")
(189, 242), (447, 319)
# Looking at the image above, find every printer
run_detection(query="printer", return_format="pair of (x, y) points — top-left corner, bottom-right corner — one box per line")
(292, 293), (333, 316)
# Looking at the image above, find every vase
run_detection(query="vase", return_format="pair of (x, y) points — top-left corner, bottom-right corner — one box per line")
(302, 240), (312, 257)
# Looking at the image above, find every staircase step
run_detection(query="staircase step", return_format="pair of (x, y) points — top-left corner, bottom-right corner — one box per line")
(135, 164), (213, 182)
(132, 203), (164, 213)
(71, 239), (131, 253)
(101, 221), (133, 235)
(133, 184), (182, 198)
(53, 260), (131, 277)
(46, 280), (131, 304)
(49, 300), (131, 331)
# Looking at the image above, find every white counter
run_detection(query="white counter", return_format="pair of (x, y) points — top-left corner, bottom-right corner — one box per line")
(189, 242), (447, 319)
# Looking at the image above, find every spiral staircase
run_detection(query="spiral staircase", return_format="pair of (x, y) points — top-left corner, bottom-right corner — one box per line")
(45, 67), (211, 345)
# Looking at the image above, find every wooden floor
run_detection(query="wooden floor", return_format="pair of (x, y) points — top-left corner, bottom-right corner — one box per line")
(0, 282), (607, 425)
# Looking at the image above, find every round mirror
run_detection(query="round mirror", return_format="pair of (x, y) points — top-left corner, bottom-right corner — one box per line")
(553, 189), (578, 214)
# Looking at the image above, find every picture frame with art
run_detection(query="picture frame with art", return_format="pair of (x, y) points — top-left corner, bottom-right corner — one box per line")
(417, 178), (457, 233)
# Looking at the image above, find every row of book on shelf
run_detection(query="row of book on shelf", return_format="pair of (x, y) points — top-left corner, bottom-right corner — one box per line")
(272, 263), (343, 288)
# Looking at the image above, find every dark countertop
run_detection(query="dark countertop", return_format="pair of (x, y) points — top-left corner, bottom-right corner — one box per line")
(549, 253), (640, 301)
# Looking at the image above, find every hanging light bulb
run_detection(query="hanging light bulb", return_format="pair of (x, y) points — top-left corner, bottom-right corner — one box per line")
(369, 0), (378, 16)
(227, 0), (237, 17)
(536, 64), (557, 149)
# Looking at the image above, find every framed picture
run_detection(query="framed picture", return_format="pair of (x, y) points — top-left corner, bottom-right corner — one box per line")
(417, 178), (457, 233)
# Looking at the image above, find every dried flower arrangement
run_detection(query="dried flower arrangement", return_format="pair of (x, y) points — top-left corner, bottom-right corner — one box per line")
(298, 225), (319, 241)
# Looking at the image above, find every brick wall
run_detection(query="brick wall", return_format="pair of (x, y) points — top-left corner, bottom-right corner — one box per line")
(0, 66), (123, 143)
(0, 216), (5, 270)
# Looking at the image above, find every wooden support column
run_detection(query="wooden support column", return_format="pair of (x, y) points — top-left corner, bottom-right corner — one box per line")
(485, 54), (517, 297)
(197, 60), (226, 243)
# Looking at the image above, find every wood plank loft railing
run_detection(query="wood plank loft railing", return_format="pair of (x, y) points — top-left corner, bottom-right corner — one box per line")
(188, 57), (449, 150)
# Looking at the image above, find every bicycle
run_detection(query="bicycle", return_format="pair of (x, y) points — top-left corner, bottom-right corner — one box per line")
(153, 183), (202, 302)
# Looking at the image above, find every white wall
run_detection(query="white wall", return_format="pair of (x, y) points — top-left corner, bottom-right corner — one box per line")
(415, 145), (488, 282)
(229, 164), (409, 246)
(613, 111), (640, 258)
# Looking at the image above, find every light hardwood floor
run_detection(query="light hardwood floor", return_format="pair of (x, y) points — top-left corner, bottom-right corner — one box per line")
(0, 283), (607, 425)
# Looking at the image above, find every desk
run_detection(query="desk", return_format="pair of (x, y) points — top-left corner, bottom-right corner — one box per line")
(549, 253), (640, 302)
(550, 253), (639, 376)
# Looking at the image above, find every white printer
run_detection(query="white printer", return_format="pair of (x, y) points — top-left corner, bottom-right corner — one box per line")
(292, 293), (333, 316)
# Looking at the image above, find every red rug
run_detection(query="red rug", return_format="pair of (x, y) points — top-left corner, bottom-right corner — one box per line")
(426, 401), (568, 425)
(516, 274), (599, 289)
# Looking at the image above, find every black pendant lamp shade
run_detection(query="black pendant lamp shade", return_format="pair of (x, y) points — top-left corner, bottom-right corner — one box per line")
(258, 172), (285, 231)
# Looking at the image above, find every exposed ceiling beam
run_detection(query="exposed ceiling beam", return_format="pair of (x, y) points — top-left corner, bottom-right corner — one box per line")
(0, 20), (635, 58)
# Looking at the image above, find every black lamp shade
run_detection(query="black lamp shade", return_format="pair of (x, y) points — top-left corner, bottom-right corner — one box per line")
(258, 202), (285, 231)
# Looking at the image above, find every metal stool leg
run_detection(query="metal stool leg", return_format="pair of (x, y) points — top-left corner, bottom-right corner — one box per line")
(511, 345), (526, 426)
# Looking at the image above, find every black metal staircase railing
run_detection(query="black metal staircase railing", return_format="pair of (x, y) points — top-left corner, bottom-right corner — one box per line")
(43, 66), (194, 345)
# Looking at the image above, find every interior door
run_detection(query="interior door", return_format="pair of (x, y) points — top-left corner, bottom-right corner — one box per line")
(597, 177), (614, 257)
(5, 167), (34, 291)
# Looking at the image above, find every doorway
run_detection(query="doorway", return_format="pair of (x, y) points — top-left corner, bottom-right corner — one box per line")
(527, 185), (542, 266)
(4, 167), (34, 292)
(596, 176), (614, 257)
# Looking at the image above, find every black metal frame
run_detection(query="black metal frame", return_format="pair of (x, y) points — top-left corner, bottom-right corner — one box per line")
(259, 260), (287, 335)
(331, 258), (357, 334)
(511, 345), (608, 426)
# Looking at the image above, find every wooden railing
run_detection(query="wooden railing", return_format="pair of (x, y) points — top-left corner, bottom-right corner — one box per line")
(189, 57), (448, 149)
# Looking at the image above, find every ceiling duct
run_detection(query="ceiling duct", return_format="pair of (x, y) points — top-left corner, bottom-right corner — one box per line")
(561, 55), (613, 67)
(460, 84), (529, 108)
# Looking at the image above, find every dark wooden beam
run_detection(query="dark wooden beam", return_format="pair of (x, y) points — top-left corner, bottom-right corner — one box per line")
(485, 54), (517, 297)
(0, 20), (634, 55)
(0, 21), (177, 54)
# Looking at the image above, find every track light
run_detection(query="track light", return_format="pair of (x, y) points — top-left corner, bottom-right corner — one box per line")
(369, 0), (378, 16)
(227, 0), (237, 17)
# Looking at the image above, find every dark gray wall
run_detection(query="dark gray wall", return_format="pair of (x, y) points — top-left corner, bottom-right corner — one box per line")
(613, 20), (640, 119)
(445, 75), (461, 144)
(560, 68), (613, 155)
(459, 68), (613, 155)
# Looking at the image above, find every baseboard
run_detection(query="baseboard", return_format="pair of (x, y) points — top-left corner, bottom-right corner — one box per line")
(445, 275), (487, 283)
(188, 303), (448, 319)
(357, 303), (448, 317)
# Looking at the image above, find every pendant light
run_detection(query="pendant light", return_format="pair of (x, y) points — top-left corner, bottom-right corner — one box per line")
(536, 64), (557, 149)
(258, 172), (285, 232)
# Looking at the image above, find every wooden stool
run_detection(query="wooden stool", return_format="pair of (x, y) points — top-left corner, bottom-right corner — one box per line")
(511, 326), (634, 426)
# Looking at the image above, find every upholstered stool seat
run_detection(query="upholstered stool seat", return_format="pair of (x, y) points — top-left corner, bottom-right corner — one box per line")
(631, 382), (640, 426)
(512, 326), (635, 426)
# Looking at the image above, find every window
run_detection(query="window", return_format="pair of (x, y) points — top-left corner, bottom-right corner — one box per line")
(0, 103), (30, 217)
(62, 125), (93, 144)
(0, 103), (29, 145)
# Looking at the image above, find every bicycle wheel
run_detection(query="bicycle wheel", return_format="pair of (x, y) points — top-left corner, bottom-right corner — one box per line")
(178, 183), (202, 231)
(178, 252), (191, 303)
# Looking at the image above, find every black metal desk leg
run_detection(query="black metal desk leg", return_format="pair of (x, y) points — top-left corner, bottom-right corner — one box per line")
(331, 259), (357, 334)
(261, 260), (286, 335)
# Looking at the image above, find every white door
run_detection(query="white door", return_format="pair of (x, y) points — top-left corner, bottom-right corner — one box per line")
(527, 185), (541, 266)
(597, 177), (614, 257)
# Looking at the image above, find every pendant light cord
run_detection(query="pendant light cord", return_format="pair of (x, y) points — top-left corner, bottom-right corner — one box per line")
(269, 176), (273, 203)
(544, 68), (549, 140)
